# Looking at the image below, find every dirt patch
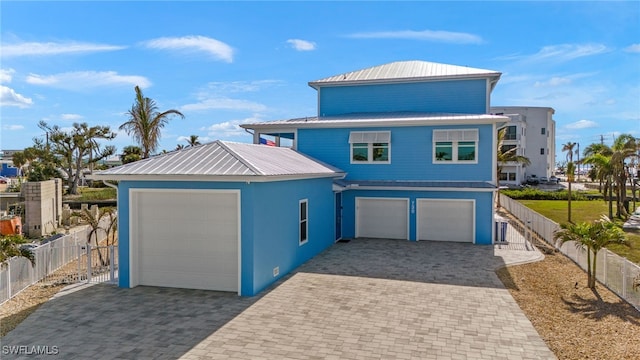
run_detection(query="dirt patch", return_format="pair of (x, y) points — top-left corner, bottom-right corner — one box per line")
(497, 252), (640, 360)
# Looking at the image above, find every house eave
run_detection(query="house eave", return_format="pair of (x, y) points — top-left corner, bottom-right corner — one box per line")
(309, 74), (502, 90)
(88, 173), (343, 183)
(241, 115), (509, 131)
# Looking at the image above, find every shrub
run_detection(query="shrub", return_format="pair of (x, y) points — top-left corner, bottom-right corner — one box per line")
(501, 188), (588, 200)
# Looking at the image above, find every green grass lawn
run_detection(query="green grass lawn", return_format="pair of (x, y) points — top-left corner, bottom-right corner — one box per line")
(75, 187), (117, 201)
(519, 199), (640, 264)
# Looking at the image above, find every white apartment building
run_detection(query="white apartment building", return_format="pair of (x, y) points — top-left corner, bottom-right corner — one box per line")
(490, 106), (556, 186)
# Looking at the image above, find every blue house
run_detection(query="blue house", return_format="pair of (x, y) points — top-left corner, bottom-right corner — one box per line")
(243, 60), (507, 244)
(92, 60), (508, 296)
(1, 162), (22, 177)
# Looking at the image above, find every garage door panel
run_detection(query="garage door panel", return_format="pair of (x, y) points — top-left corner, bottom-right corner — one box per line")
(356, 198), (408, 240)
(140, 271), (237, 292)
(418, 199), (474, 242)
(133, 190), (239, 292)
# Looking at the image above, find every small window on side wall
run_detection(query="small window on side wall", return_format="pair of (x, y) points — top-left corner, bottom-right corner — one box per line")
(299, 199), (308, 245)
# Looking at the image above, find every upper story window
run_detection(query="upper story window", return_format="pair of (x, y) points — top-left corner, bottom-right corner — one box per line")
(433, 129), (478, 164)
(503, 126), (517, 140)
(541, 127), (546, 135)
(540, 148), (546, 155)
(349, 131), (391, 164)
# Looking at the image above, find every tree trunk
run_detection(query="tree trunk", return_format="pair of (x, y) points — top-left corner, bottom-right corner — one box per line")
(568, 182), (572, 223)
(586, 248), (592, 288)
(590, 250), (598, 289)
(608, 175), (614, 219)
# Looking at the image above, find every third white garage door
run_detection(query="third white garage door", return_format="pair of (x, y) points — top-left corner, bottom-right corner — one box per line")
(356, 197), (409, 240)
(417, 199), (474, 242)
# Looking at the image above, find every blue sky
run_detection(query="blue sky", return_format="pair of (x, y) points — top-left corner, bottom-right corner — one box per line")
(1, 1), (639, 163)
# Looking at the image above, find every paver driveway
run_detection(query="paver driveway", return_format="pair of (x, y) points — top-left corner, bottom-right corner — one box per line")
(1, 239), (556, 359)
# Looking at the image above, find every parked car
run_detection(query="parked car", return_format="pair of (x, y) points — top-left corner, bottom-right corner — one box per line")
(526, 175), (539, 185)
(549, 176), (559, 184)
(0, 176), (8, 184)
(540, 176), (549, 184)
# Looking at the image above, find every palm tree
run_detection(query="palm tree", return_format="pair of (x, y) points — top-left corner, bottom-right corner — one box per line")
(120, 145), (143, 164)
(610, 134), (638, 218)
(583, 143), (613, 193)
(120, 86), (184, 159)
(562, 142), (578, 164)
(583, 152), (614, 219)
(0, 235), (35, 266)
(186, 135), (201, 147)
(562, 141), (578, 223)
(554, 215), (627, 289)
(496, 127), (530, 207)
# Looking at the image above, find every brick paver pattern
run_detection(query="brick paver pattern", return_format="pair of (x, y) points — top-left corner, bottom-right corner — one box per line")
(1, 239), (555, 359)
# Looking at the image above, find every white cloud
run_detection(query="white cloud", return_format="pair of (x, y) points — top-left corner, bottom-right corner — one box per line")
(565, 120), (598, 130)
(204, 116), (262, 138)
(2, 124), (25, 131)
(534, 76), (573, 87)
(25, 71), (151, 90)
(200, 80), (283, 94)
(347, 29), (483, 44)
(624, 44), (640, 53)
(0, 85), (33, 108)
(0, 69), (15, 83)
(1, 41), (125, 57)
(286, 39), (317, 51)
(181, 98), (267, 112)
(516, 44), (609, 63)
(61, 113), (84, 120)
(143, 35), (234, 63)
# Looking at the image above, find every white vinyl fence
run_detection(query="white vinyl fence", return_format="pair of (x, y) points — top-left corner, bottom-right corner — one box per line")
(0, 218), (118, 305)
(500, 194), (640, 309)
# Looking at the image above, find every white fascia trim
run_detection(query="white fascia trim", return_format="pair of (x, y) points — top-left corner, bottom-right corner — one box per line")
(345, 185), (497, 192)
(309, 74), (501, 89)
(243, 117), (507, 131)
(90, 173), (342, 182)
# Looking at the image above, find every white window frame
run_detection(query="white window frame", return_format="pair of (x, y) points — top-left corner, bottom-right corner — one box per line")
(299, 199), (308, 245)
(349, 131), (391, 164)
(432, 129), (479, 164)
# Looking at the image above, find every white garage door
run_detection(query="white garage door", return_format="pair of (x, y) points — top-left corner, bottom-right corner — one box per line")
(417, 199), (474, 242)
(356, 198), (408, 240)
(131, 189), (240, 292)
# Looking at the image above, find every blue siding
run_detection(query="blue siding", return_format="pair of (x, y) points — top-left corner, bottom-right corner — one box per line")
(116, 178), (335, 296)
(298, 124), (494, 181)
(1, 163), (21, 177)
(250, 178), (335, 295)
(340, 189), (494, 244)
(318, 79), (487, 116)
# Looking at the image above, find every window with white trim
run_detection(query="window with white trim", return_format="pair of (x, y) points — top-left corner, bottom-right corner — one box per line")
(433, 129), (478, 163)
(299, 199), (308, 245)
(349, 131), (390, 164)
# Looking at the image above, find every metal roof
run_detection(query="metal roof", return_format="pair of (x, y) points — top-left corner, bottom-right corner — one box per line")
(241, 112), (509, 130)
(309, 60), (501, 88)
(90, 140), (342, 180)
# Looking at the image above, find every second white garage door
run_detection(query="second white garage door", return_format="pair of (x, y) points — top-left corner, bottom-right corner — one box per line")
(417, 199), (474, 242)
(356, 198), (409, 240)
(131, 189), (240, 292)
